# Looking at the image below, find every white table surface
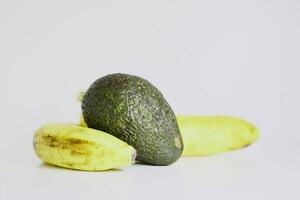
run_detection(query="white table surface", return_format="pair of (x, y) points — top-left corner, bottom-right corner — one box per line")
(1, 136), (299, 200)
(1, 0), (299, 199)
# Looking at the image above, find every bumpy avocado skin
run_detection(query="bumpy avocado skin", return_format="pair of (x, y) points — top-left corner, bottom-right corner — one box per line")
(82, 73), (183, 165)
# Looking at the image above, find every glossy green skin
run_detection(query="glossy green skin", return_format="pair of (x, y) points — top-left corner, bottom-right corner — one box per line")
(82, 74), (183, 165)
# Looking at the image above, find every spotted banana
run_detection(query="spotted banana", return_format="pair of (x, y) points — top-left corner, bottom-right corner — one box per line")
(33, 123), (136, 171)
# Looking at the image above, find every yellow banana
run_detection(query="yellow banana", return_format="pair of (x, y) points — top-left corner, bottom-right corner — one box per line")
(77, 92), (259, 157)
(177, 116), (260, 156)
(79, 115), (88, 127)
(33, 123), (136, 171)
(78, 92), (87, 128)
(79, 114), (259, 156)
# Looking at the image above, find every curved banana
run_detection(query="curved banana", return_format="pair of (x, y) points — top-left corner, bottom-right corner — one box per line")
(177, 116), (260, 156)
(34, 123), (136, 171)
(77, 92), (259, 157)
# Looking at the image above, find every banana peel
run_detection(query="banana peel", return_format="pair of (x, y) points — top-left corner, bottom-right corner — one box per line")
(34, 123), (136, 171)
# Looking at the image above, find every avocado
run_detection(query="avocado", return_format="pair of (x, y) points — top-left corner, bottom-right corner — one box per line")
(82, 73), (183, 165)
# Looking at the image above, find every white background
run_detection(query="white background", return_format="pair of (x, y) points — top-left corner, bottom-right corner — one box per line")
(0, 0), (299, 199)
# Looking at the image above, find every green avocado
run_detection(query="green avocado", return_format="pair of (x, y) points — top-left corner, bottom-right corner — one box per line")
(81, 73), (183, 165)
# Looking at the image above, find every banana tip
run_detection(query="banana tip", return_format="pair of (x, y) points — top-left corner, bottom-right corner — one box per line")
(132, 149), (137, 162)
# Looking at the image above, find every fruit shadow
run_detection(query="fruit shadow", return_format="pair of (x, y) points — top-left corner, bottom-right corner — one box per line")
(133, 160), (168, 167)
(39, 162), (122, 172)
